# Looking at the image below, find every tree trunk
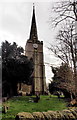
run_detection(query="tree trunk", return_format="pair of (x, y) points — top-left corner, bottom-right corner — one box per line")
(75, 20), (77, 99)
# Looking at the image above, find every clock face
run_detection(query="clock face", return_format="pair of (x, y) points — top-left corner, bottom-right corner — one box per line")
(33, 44), (38, 48)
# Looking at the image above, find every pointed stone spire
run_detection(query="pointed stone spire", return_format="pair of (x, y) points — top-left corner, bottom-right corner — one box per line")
(29, 3), (38, 42)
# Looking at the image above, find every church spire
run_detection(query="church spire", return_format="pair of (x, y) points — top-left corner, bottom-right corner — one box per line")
(29, 3), (38, 42)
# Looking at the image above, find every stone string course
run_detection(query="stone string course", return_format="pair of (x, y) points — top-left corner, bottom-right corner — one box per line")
(15, 107), (77, 120)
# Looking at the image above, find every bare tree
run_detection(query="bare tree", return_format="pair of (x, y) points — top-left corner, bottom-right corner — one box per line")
(50, 0), (77, 27)
(50, 0), (77, 68)
(49, 20), (75, 70)
(50, 0), (77, 98)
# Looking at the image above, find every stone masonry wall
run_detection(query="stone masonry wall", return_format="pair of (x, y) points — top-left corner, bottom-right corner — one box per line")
(16, 107), (77, 120)
(25, 40), (46, 95)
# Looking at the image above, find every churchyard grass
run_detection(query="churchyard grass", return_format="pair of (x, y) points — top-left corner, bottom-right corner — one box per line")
(2, 95), (67, 119)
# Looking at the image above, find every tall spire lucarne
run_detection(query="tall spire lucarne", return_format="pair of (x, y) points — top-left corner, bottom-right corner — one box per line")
(29, 4), (38, 42)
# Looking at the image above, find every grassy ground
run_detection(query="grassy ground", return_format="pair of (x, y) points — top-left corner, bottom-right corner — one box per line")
(2, 95), (68, 119)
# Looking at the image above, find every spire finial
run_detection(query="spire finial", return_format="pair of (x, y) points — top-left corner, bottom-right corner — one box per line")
(33, 3), (35, 10)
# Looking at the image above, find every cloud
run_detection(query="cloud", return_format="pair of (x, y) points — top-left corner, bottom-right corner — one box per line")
(0, 1), (61, 83)
(0, 0), (58, 3)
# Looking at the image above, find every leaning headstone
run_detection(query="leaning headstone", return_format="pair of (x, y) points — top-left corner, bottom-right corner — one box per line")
(34, 95), (40, 103)
(2, 105), (9, 114)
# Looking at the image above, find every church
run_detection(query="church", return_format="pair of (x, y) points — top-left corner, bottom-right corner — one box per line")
(18, 5), (47, 95)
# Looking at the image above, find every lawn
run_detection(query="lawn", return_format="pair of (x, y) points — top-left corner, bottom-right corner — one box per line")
(2, 95), (68, 119)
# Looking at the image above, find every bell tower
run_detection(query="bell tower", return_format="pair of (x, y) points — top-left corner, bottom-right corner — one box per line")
(25, 4), (46, 95)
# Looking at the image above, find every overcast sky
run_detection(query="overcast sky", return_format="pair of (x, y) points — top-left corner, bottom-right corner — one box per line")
(0, 0), (62, 83)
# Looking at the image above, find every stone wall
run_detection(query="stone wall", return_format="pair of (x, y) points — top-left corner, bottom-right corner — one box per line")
(21, 83), (32, 94)
(17, 83), (32, 95)
(16, 107), (77, 120)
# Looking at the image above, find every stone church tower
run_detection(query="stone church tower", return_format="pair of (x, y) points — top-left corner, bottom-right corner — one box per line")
(25, 5), (46, 95)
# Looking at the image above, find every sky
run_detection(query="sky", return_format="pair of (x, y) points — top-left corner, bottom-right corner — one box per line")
(0, 0), (62, 83)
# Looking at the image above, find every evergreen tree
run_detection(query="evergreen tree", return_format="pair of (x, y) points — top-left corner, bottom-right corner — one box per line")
(2, 41), (34, 97)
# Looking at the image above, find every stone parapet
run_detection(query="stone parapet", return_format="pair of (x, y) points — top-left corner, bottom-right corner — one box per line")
(15, 107), (77, 120)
